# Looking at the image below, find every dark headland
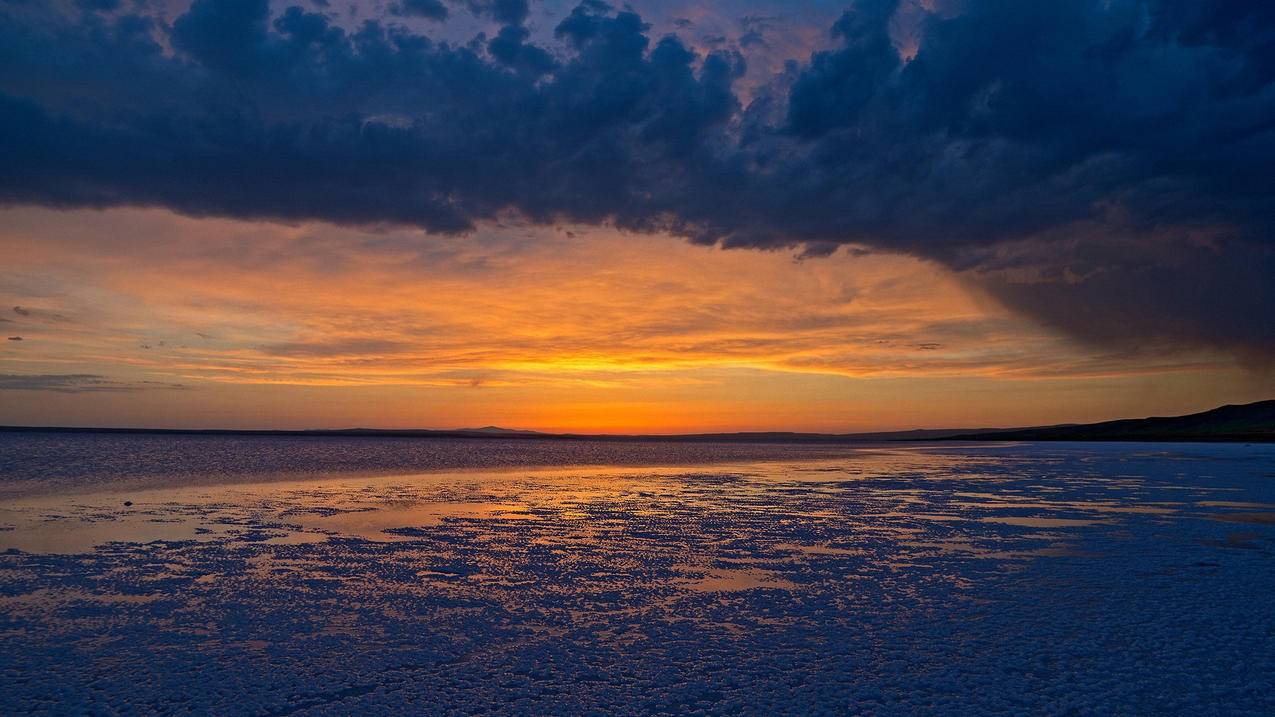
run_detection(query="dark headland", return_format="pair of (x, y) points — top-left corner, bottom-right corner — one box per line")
(945, 399), (1275, 443)
(2, 400), (1272, 443)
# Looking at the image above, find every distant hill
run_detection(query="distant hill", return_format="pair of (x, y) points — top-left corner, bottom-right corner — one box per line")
(949, 400), (1275, 443)
(637, 427), (1013, 443)
(2, 401), (1272, 443)
(454, 426), (546, 436)
(0, 424), (1010, 443)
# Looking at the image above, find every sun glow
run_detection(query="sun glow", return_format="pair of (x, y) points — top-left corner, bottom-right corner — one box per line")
(0, 207), (1263, 432)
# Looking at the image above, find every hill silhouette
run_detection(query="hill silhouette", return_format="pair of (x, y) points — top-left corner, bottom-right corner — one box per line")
(951, 400), (1275, 442)
(3, 400), (1272, 443)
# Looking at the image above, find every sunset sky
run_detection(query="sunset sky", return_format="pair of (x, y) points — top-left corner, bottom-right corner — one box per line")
(2, 0), (1273, 432)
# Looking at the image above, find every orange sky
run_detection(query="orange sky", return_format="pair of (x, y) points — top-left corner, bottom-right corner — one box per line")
(1, 207), (1270, 432)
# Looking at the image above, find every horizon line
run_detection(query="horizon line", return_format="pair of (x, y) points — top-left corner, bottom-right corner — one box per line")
(3, 398), (1270, 443)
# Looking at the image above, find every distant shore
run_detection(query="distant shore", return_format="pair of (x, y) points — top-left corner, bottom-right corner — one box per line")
(0, 424), (996, 444)
(3, 397), (1274, 445)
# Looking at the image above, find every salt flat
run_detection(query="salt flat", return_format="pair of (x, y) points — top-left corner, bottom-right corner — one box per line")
(1, 440), (1273, 715)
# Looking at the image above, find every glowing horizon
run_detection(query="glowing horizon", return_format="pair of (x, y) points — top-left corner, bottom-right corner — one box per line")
(2, 206), (1268, 433)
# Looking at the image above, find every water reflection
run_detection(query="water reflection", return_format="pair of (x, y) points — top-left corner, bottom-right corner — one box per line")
(1, 447), (1270, 564)
(2, 443), (1274, 714)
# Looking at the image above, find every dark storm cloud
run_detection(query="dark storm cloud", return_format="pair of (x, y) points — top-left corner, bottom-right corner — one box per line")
(1, 0), (1273, 357)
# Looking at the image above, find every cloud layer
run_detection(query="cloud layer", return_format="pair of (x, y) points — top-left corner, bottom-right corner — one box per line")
(0, 373), (185, 393)
(2, 0), (1273, 358)
(9, 207), (1265, 431)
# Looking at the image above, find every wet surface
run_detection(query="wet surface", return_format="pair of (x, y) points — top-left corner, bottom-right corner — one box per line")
(1, 442), (1274, 715)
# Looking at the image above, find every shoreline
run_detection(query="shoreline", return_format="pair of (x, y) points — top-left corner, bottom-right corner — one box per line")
(3, 424), (1272, 444)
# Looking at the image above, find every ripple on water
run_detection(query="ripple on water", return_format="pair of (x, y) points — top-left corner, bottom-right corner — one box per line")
(1, 441), (1274, 715)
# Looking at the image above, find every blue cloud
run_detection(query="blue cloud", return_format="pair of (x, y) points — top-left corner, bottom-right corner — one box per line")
(390, 0), (450, 21)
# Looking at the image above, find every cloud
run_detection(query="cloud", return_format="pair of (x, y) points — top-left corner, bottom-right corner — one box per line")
(738, 14), (781, 48)
(5, 208), (1229, 389)
(8, 305), (69, 323)
(262, 338), (415, 358)
(5, 206), (1271, 431)
(461, 0), (530, 26)
(0, 374), (186, 392)
(389, 0), (449, 21)
(0, 1), (1272, 358)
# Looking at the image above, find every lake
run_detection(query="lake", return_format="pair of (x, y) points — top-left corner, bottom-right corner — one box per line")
(2, 434), (1273, 715)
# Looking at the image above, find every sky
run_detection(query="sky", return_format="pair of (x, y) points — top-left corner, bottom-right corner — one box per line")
(1, 0), (1273, 432)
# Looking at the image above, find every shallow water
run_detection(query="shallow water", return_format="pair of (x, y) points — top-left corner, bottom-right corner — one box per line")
(0, 432), (873, 499)
(1, 438), (1274, 715)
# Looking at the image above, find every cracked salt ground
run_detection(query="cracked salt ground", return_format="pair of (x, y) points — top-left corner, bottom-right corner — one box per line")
(1, 442), (1274, 715)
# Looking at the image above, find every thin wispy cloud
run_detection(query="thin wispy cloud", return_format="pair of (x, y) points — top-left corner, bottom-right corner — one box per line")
(0, 374), (186, 393)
